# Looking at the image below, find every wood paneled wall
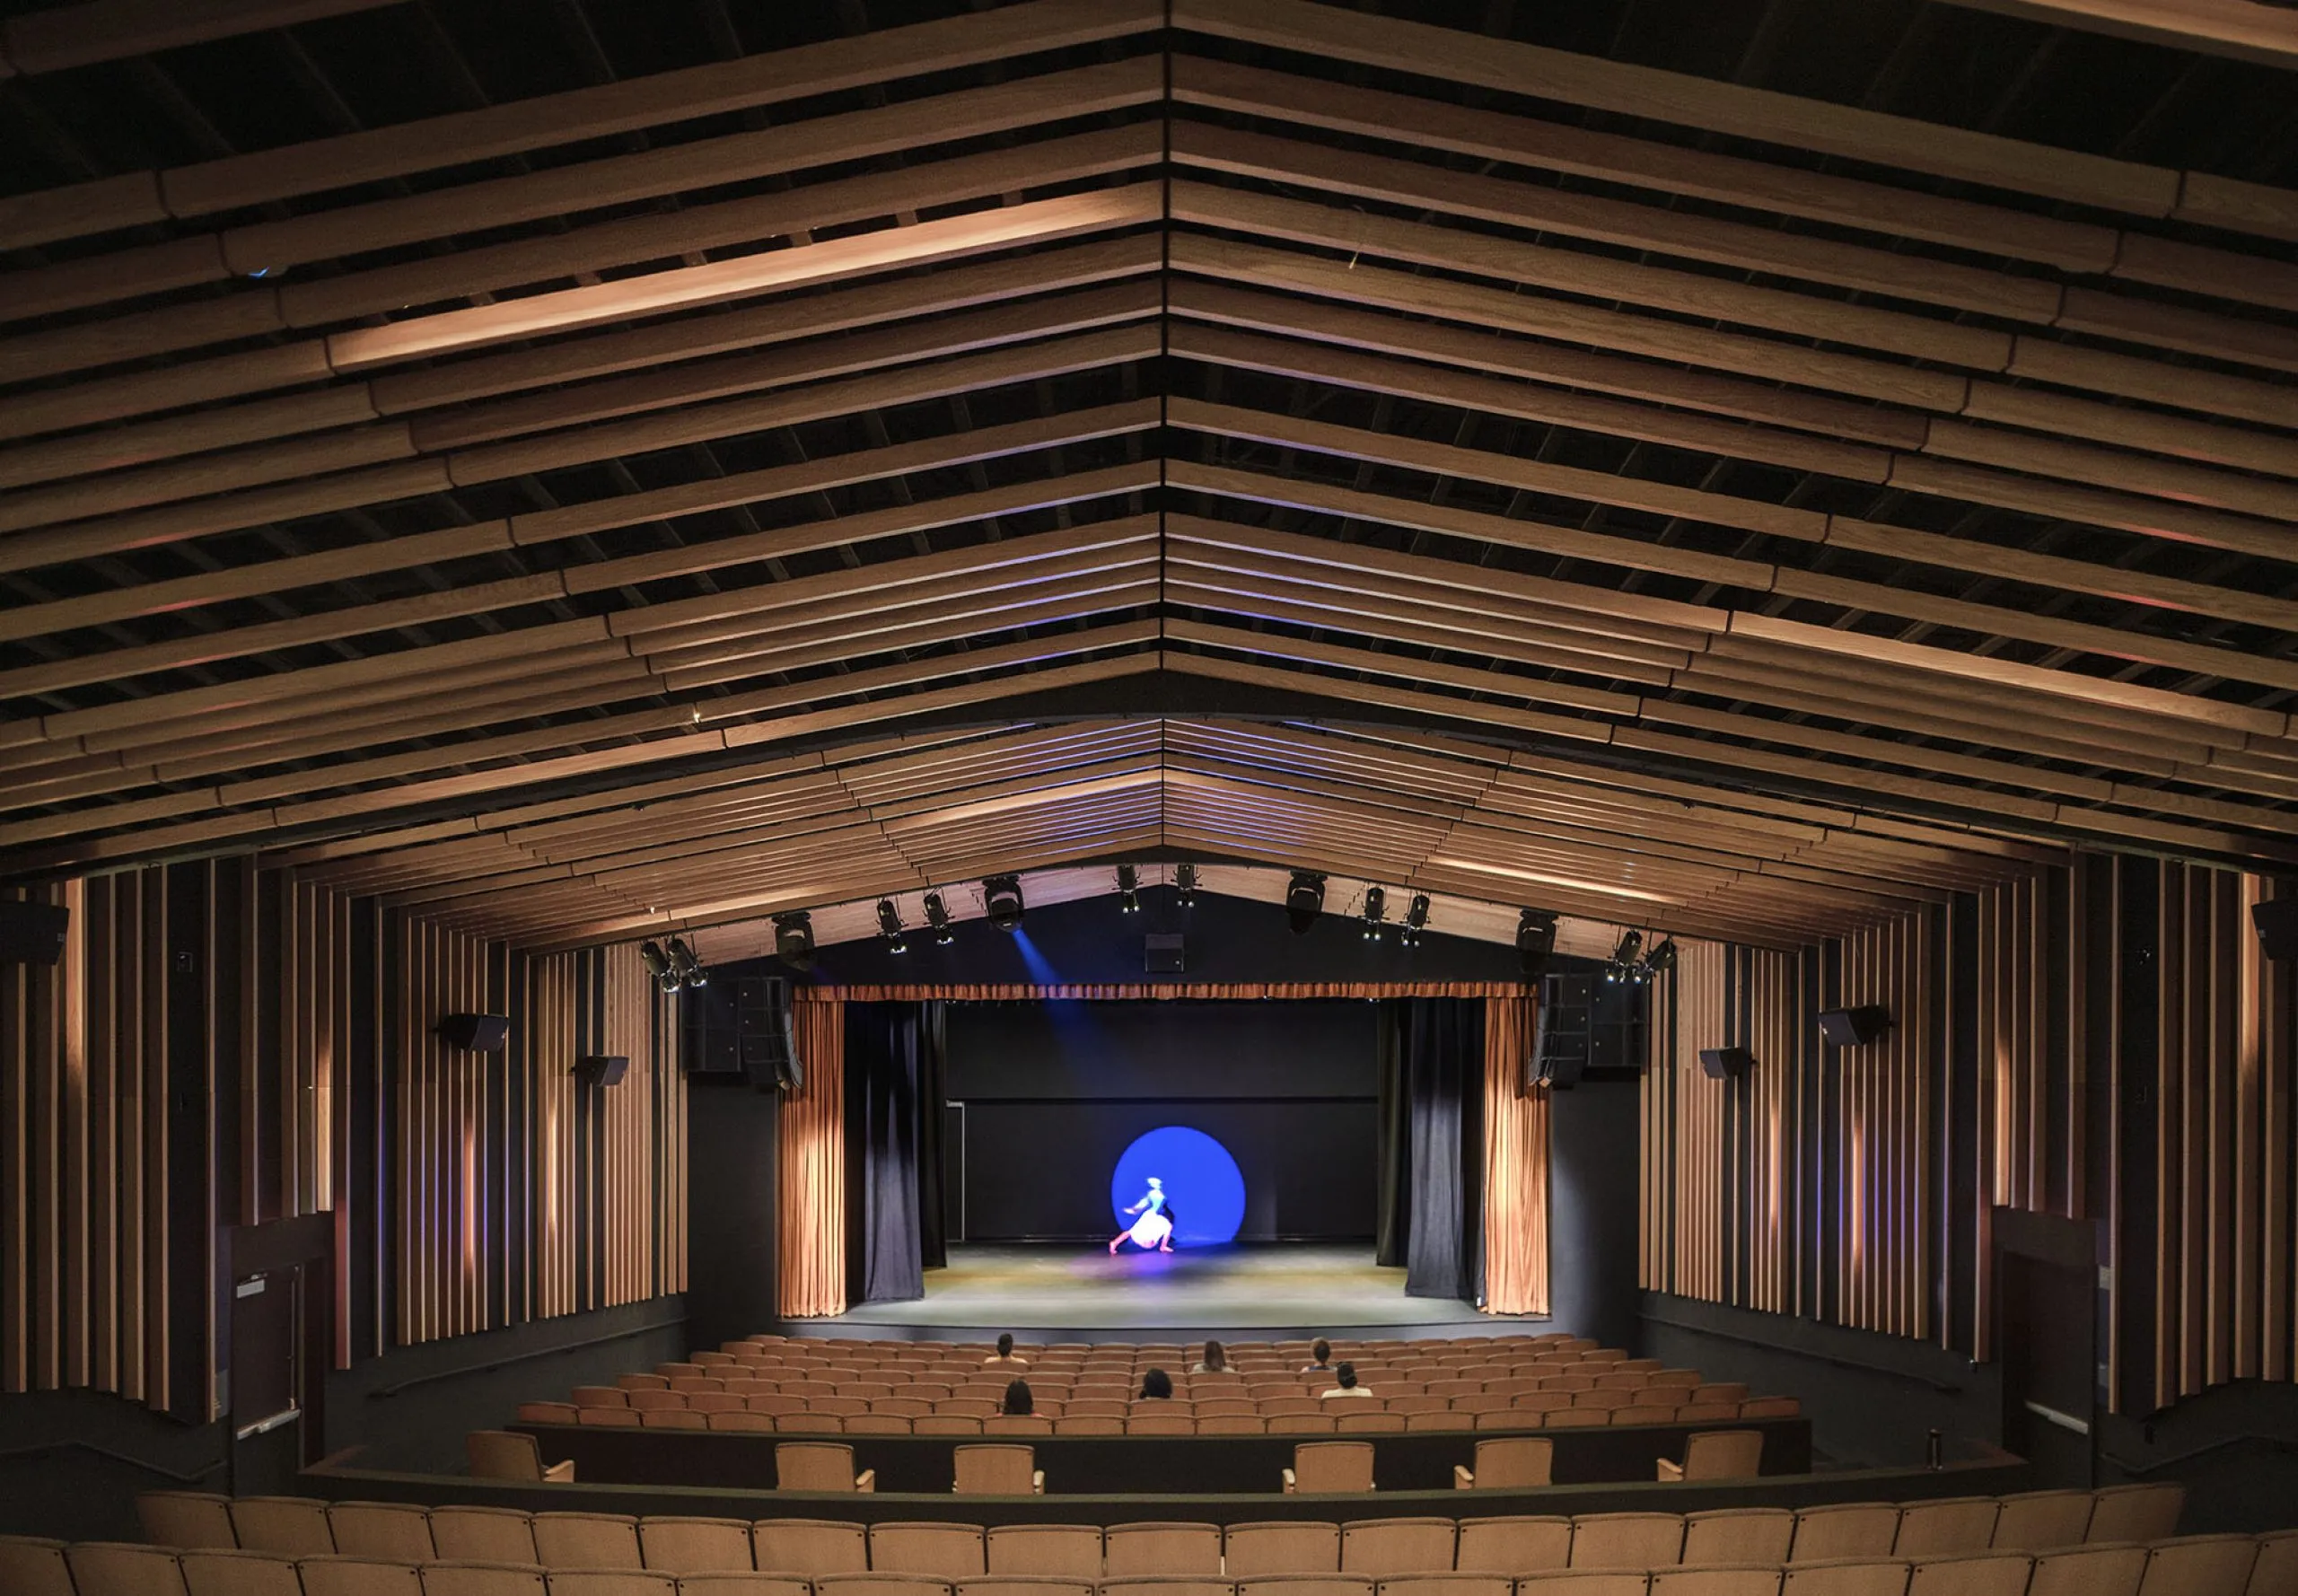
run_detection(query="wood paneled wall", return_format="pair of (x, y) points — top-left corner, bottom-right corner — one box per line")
(1481, 994), (1550, 1317)
(2, 866), (689, 1418)
(1832, 915), (1934, 1344)
(777, 997), (846, 1319)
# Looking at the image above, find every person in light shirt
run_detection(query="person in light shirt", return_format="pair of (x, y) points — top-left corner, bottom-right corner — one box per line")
(983, 1333), (1030, 1369)
(1320, 1362), (1375, 1399)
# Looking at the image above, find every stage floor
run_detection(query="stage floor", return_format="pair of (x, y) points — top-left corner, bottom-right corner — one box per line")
(807, 1244), (1542, 1341)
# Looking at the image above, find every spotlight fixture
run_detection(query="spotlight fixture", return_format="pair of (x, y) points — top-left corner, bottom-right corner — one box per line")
(1640, 938), (1678, 980)
(1361, 885), (1388, 941)
(665, 936), (708, 989)
(1401, 893), (1431, 948)
(876, 899), (908, 954)
(1515, 909), (1558, 980)
(1285, 870), (1327, 935)
(1604, 929), (1645, 985)
(771, 911), (816, 972)
(638, 939), (679, 993)
(1175, 863), (1199, 908)
(984, 874), (1025, 933)
(924, 890), (955, 945)
(1116, 864), (1141, 916)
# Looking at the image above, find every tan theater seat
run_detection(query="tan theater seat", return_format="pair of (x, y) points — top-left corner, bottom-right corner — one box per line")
(1103, 1522), (1224, 1578)
(1570, 1513), (1686, 1570)
(138, 1492), (237, 1550)
(1905, 1554), (2031, 1596)
(1228, 1522), (1343, 1577)
(295, 1555), (426, 1596)
(1454, 1436), (1554, 1490)
(679, 1577), (811, 1596)
(1658, 1430), (1764, 1482)
(1683, 1510), (1797, 1566)
(531, 1512), (643, 1570)
(0, 1536), (75, 1596)
(427, 1507), (538, 1565)
(2028, 1544), (2147, 1596)
(776, 1441), (876, 1493)
(180, 1548), (303, 1596)
(638, 1515), (756, 1573)
(1514, 1572), (1653, 1596)
(2136, 1535), (2258, 1596)
(954, 1443), (1045, 1495)
(1793, 1509), (1903, 1565)
(1988, 1492), (2094, 1553)
(1341, 1519), (1456, 1576)
(230, 1496), (338, 1556)
(467, 1430), (575, 1483)
(1894, 1500), (2001, 1557)
(329, 1502), (434, 1561)
(1779, 1560), (1911, 1596)
(69, 1542), (192, 1596)
(1651, 1571), (1783, 1596)
(2090, 1486), (2186, 1545)
(1284, 1443), (1375, 1494)
(418, 1564), (551, 1596)
(986, 1524), (1103, 1578)
(871, 1522), (987, 1581)
(542, 1573), (678, 1596)
(1456, 1517), (1572, 1575)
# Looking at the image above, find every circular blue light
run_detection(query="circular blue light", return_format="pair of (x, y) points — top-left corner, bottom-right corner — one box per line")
(1110, 1126), (1245, 1247)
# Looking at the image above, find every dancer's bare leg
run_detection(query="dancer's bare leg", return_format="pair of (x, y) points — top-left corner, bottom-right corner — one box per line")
(1109, 1232), (1129, 1254)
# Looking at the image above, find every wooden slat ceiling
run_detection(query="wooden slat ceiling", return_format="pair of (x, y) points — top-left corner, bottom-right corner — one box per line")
(1, 0), (2294, 950)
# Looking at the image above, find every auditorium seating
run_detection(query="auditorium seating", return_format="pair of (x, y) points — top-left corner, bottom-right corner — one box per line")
(526, 1337), (1798, 1440)
(1, 1483), (2271, 1596)
(1657, 1435), (1764, 1485)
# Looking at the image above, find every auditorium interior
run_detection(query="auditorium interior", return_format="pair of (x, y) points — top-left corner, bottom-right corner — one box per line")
(2, 0), (2298, 1592)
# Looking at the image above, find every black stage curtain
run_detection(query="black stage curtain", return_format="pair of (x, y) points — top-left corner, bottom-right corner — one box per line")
(845, 1001), (947, 1304)
(1378, 997), (1486, 1302)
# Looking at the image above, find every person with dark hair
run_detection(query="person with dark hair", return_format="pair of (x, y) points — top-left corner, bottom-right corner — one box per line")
(1320, 1361), (1374, 1398)
(983, 1332), (1029, 1369)
(1190, 1338), (1227, 1374)
(1139, 1367), (1174, 1400)
(1301, 1337), (1333, 1374)
(1002, 1378), (1034, 1416)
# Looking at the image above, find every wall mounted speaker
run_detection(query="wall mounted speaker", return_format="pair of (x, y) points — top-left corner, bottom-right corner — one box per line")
(2255, 898), (2298, 961)
(574, 1055), (628, 1088)
(1818, 1004), (1893, 1047)
(741, 977), (803, 1094)
(0, 900), (69, 965)
(1145, 933), (1185, 974)
(437, 1013), (509, 1052)
(1699, 1046), (1754, 1080)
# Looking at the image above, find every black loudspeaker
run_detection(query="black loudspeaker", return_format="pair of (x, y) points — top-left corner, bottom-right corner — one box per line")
(0, 900), (69, 965)
(2256, 898), (2298, 961)
(437, 1013), (510, 1052)
(1818, 1004), (1893, 1047)
(1145, 933), (1185, 974)
(740, 977), (803, 1093)
(1699, 1047), (1754, 1079)
(574, 1055), (628, 1088)
(1531, 973), (1590, 1090)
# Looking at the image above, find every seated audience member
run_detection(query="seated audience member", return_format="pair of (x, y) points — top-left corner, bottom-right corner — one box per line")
(1301, 1337), (1333, 1374)
(1191, 1339), (1228, 1374)
(984, 1332), (1030, 1368)
(1139, 1367), (1174, 1400)
(1002, 1379), (1034, 1416)
(1321, 1362), (1374, 1398)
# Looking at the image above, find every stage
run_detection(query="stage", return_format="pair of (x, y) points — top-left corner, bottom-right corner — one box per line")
(803, 1243), (1544, 1341)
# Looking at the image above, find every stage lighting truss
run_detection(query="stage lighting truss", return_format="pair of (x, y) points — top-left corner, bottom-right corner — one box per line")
(638, 939), (680, 993)
(1361, 885), (1388, 940)
(665, 936), (708, 989)
(1285, 870), (1327, 934)
(1402, 893), (1431, 948)
(772, 910), (816, 971)
(1604, 929), (1645, 985)
(984, 874), (1025, 932)
(876, 898), (908, 954)
(924, 891), (955, 944)
(1175, 863), (1199, 908)
(1116, 863), (1141, 915)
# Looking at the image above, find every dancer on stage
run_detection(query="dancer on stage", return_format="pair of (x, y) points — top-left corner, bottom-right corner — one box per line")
(1110, 1175), (1175, 1253)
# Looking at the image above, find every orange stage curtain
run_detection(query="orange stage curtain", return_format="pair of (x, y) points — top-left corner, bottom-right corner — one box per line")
(1481, 993), (1551, 1316)
(803, 982), (1526, 1001)
(776, 998), (846, 1318)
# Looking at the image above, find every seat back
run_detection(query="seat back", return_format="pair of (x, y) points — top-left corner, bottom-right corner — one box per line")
(1779, 1560), (1911, 1596)
(327, 1503), (434, 1561)
(752, 1517), (869, 1575)
(295, 1555), (426, 1596)
(180, 1548), (303, 1596)
(1340, 1518), (1455, 1576)
(70, 1543), (192, 1596)
(138, 1493), (237, 1550)
(871, 1521), (987, 1580)
(776, 1442), (863, 1492)
(2136, 1535), (2257, 1596)
(1571, 1514), (1686, 1570)
(1905, 1554), (2033, 1596)
(639, 1516), (756, 1573)
(1514, 1572), (1653, 1596)
(954, 1444), (1039, 1495)
(985, 1524), (1103, 1578)
(1794, 1507), (1904, 1564)
(539, 1573), (677, 1596)
(1682, 1509), (1796, 1566)
(2028, 1544), (2147, 1596)
(1103, 1522), (1223, 1577)
(2090, 1486), (2185, 1545)
(1987, 1492), (2093, 1553)
(531, 1512), (642, 1570)
(0, 1536), (74, 1596)
(1455, 1516), (1573, 1574)
(2250, 1530), (2298, 1596)
(1895, 1500), (2001, 1557)
(1292, 1442), (1375, 1493)
(1679, 1430), (1766, 1481)
(1651, 1571), (1783, 1596)
(1228, 1521), (1343, 1576)
(466, 1430), (547, 1482)
(427, 1508), (537, 1565)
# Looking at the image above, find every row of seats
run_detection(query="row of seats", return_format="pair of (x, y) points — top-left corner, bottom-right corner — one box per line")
(521, 1403), (1799, 1437)
(5, 1539), (2293, 1596)
(566, 1386), (1763, 1413)
(125, 1484), (2188, 1572)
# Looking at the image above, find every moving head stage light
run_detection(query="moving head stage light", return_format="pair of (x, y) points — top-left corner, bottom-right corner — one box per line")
(984, 874), (1025, 932)
(772, 911), (815, 971)
(1285, 870), (1327, 934)
(1515, 909), (1558, 980)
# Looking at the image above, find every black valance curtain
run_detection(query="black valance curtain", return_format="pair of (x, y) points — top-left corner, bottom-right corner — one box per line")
(1376, 997), (1486, 1302)
(844, 1001), (947, 1305)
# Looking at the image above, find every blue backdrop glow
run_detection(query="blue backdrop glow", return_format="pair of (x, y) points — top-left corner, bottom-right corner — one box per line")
(1110, 1126), (1246, 1247)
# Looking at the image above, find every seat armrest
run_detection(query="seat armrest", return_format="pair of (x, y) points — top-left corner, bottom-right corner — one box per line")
(1656, 1459), (1684, 1481)
(542, 1459), (576, 1483)
(855, 1469), (876, 1493)
(1282, 1468), (1298, 1494)
(1453, 1466), (1475, 1489)
(1031, 1471), (1045, 1495)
